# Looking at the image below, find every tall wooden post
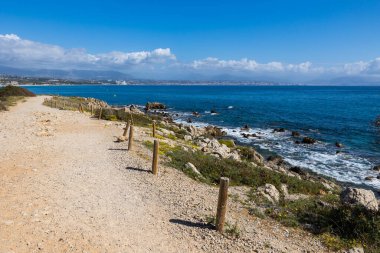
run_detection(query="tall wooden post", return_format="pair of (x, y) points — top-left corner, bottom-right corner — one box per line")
(152, 121), (156, 137)
(216, 177), (229, 232)
(123, 120), (130, 137)
(128, 125), (134, 151)
(98, 107), (103, 120)
(152, 140), (159, 175)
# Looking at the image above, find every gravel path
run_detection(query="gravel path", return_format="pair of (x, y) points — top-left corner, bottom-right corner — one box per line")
(0, 97), (328, 252)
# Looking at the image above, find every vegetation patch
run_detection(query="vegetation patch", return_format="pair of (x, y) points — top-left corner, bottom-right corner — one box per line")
(166, 149), (325, 195)
(0, 86), (34, 111)
(218, 139), (235, 148)
(261, 195), (380, 252)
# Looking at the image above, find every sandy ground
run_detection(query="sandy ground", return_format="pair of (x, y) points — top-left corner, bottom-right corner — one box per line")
(0, 96), (328, 253)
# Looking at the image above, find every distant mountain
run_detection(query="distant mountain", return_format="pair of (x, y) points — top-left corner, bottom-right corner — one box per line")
(0, 65), (133, 80)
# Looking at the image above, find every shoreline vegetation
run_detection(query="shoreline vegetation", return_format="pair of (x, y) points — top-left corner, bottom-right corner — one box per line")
(41, 94), (380, 252)
(0, 85), (35, 111)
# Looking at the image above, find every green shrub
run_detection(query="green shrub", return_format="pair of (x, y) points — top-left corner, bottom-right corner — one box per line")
(166, 149), (325, 195)
(218, 139), (236, 148)
(0, 85), (35, 97)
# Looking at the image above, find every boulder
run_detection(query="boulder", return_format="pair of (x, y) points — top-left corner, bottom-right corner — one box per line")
(291, 131), (300, 137)
(335, 142), (343, 148)
(267, 155), (284, 166)
(184, 135), (192, 141)
(302, 137), (316, 144)
(365, 176), (374, 181)
(241, 124), (250, 131)
(204, 125), (225, 137)
(273, 128), (285, 133)
(258, 184), (280, 203)
(372, 165), (380, 171)
(227, 151), (241, 161)
(340, 187), (378, 212)
(145, 102), (166, 111)
(187, 118), (193, 123)
(185, 162), (202, 176)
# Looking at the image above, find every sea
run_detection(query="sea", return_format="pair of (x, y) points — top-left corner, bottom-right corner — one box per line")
(26, 85), (380, 190)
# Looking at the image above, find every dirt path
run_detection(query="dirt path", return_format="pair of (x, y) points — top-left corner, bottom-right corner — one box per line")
(0, 97), (328, 252)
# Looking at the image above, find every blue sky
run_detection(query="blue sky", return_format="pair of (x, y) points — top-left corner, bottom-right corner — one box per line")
(0, 0), (380, 81)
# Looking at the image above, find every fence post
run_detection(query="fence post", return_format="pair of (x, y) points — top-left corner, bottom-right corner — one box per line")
(152, 140), (159, 175)
(63, 101), (66, 109)
(152, 121), (156, 137)
(98, 107), (103, 120)
(128, 125), (134, 151)
(123, 120), (130, 137)
(215, 177), (229, 232)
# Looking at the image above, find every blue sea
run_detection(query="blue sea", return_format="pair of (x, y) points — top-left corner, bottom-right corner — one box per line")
(26, 85), (380, 190)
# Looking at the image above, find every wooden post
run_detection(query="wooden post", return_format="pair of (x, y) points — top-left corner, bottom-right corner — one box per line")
(79, 104), (82, 113)
(63, 101), (66, 109)
(123, 120), (130, 137)
(91, 104), (94, 115)
(152, 121), (156, 137)
(215, 177), (229, 232)
(128, 125), (134, 151)
(152, 140), (159, 175)
(98, 107), (103, 120)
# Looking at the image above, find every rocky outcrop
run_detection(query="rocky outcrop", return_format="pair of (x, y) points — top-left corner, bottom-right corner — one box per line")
(291, 131), (300, 137)
(185, 162), (202, 176)
(335, 142), (343, 148)
(302, 137), (316, 144)
(145, 102), (167, 111)
(372, 165), (380, 171)
(196, 137), (241, 161)
(340, 187), (379, 212)
(258, 184), (280, 203)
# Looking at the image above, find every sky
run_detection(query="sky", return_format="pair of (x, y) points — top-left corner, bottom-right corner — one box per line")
(0, 0), (380, 82)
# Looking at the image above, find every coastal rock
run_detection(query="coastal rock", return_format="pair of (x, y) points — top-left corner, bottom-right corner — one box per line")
(291, 131), (300, 137)
(227, 151), (241, 161)
(273, 128), (285, 133)
(289, 166), (306, 176)
(365, 176), (374, 181)
(302, 137), (316, 144)
(160, 128), (176, 137)
(267, 155), (284, 166)
(184, 135), (192, 141)
(340, 187), (378, 212)
(241, 124), (250, 131)
(335, 142), (343, 148)
(187, 118), (193, 123)
(145, 102), (166, 111)
(258, 184), (280, 203)
(185, 162), (202, 176)
(204, 125), (225, 137)
(340, 247), (364, 253)
(372, 165), (380, 171)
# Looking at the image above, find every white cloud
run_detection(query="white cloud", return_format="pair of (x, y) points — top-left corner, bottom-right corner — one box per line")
(0, 34), (175, 69)
(0, 34), (380, 82)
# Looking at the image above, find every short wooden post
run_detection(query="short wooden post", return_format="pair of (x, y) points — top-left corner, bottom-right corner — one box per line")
(128, 125), (134, 150)
(79, 104), (82, 113)
(152, 121), (156, 137)
(215, 177), (229, 232)
(152, 140), (159, 175)
(123, 120), (130, 137)
(98, 107), (103, 120)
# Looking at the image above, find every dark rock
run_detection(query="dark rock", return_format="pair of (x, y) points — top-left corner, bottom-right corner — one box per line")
(145, 102), (167, 111)
(375, 116), (380, 127)
(377, 174), (380, 179)
(204, 126), (225, 137)
(302, 137), (316, 144)
(289, 166), (306, 176)
(291, 131), (300, 137)
(241, 124), (250, 131)
(336, 150), (341, 154)
(273, 128), (285, 133)
(365, 176), (374, 181)
(295, 140), (301, 144)
(192, 111), (200, 116)
(210, 109), (218, 114)
(187, 118), (193, 123)
(335, 142), (343, 148)
(267, 155), (284, 165)
(372, 165), (380, 171)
